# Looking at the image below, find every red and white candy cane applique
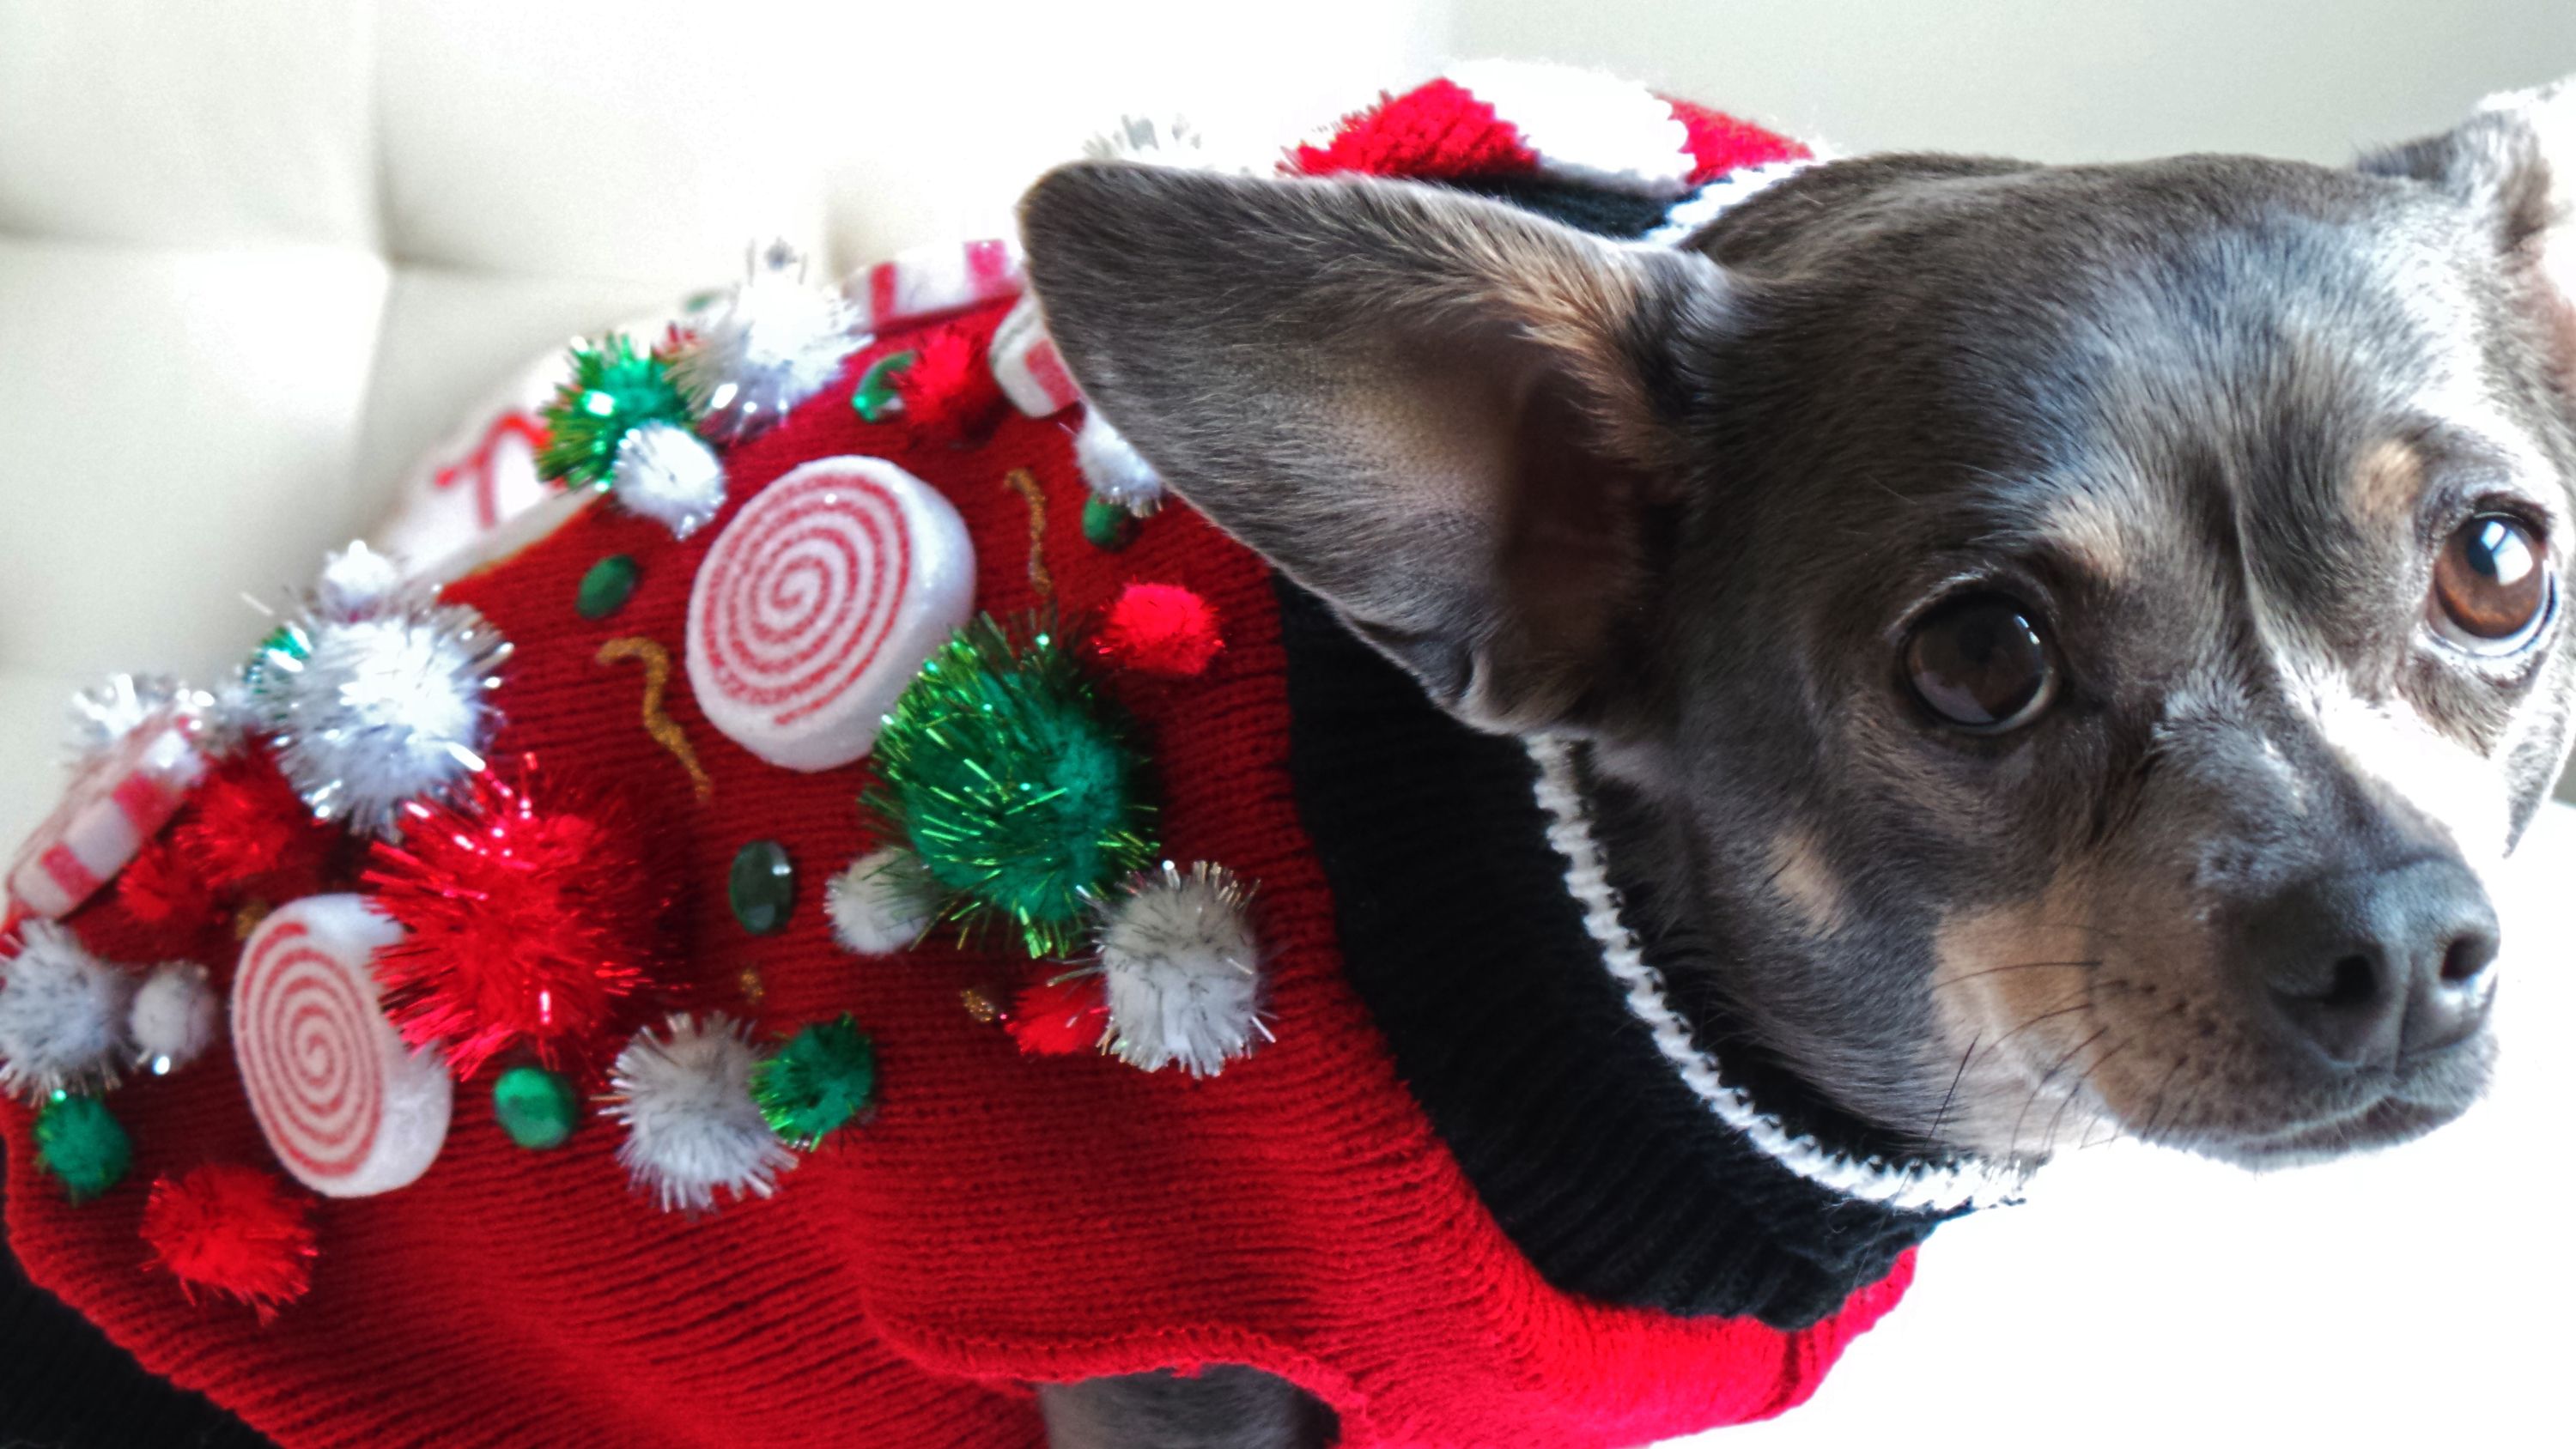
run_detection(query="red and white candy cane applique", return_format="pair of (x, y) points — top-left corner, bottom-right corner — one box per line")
(685, 456), (976, 772)
(233, 895), (453, 1198)
(7, 706), (209, 919)
(852, 238), (1024, 331)
(987, 294), (1082, 418)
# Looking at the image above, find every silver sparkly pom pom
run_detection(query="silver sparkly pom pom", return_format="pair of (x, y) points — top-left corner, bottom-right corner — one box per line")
(605, 1013), (795, 1214)
(252, 598), (512, 837)
(315, 541), (405, 621)
(668, 240), (867, 445)
(1097, 862), (1268, 1077)
(0, 922), (137, 1100)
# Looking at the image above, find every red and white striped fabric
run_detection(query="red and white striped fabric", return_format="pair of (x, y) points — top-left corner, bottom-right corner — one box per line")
(5, 706), (210, 919)
(1293, 59), (1818, 238)
(852, 238), (1025, 332)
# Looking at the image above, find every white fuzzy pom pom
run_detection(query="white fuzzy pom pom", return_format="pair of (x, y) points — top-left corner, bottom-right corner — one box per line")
(669, 240), (866, 445)
(1098, 862), (1267, 1077)
(610, 421), (729, 537)
(0, 921), (137, 1100)
(316, 541), (404, 621)
(605, 1013), (794, 1214)
(129, 961), (221, 1076)
(254, 601), (511, 836)
(826, 846), (936, 955)
(1074, 409), (1165, 513)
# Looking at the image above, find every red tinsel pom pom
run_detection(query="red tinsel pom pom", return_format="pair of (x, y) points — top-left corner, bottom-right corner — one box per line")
(1006, 973), (1109, 1057)
(890, 320), (1007, 447)
(1093, 583), (1225, 679)
(140, 1164), (317, 1321)
(120, 746), (336, 926)
(363, 761), (671, 1077)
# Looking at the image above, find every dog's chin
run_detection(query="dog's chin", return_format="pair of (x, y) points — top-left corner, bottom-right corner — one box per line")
(2148, 1038), (2497, 1170)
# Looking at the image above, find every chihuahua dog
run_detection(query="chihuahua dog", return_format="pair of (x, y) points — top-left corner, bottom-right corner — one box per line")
(1016, 78), (2576, 1448)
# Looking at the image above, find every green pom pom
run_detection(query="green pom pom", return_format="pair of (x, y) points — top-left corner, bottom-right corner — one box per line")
(491, 1064), (580, 1150)
(537, 336), (695, 490)
(750, 1014), (878, 1149)
(35, 1093), (131, 1203)
(868, 616), (1156, 957)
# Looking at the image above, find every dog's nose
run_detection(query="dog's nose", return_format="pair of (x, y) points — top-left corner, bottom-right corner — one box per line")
(2241, 858), (2499, 1068)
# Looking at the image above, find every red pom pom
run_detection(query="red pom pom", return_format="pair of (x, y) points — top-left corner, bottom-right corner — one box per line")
(890, 320), (1007, 446)
(1093, 583), (1225, 678)
(119, 747), (336, 926)
(363, 761), (671, 1077)
(141, 1164), (317, 1321)
(1006, 973), (1109, 1057)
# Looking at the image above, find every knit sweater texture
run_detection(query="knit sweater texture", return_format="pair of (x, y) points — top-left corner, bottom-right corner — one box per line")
(0, 70), (1923, 1449)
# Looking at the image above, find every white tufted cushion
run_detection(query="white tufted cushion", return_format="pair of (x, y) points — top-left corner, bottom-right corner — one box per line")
(0, 0), (1442, 851)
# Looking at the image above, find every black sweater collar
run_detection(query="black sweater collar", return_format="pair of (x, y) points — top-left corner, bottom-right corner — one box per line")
(1273, 582), (2017, 1331)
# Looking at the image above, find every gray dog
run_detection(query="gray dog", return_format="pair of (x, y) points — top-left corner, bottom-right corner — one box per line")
(1016, 78), (2576, 1448)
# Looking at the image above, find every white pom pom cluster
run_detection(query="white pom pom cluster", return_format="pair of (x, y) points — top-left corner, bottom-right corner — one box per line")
(1098, 862), (1268, 1077)
(605, 1013), (794, 1214)
(669, 241), (866, 445)
(129, 960), (222, 1076)
(255, 599), (511, 837)
(1073, 410), (1165, 513)
(0, 921), (136, 1100)
(826, 846), (937, 956)
(611, 421), (729, 538)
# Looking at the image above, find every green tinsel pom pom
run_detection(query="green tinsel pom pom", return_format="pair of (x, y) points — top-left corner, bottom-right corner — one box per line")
(35, 1093), (131, 1203)
(750, 1014), (878, 1150)
(537, 336), (695, 490)
(867, 615), (1156, 958)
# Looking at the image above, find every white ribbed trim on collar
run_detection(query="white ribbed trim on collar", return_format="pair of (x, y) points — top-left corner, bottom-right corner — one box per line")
(1646, 155), (1826, 246)
(1524, 734), (2032, 1213)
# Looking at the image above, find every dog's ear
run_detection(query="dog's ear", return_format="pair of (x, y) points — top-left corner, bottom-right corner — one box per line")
(1018, 162), (1734, 734)
(2363, 79), (2576, 382)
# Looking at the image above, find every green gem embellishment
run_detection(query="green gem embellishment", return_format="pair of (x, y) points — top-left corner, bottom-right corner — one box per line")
(750, 1014), (878, 1150)
(1081, 495), (1139, 552)
(491, 1064), (580, 1150)
(850, 349), (919, 423)
(577, 555), (641, 620)
(730, 839), (796, 935)
(34, 1093), (131, 1203)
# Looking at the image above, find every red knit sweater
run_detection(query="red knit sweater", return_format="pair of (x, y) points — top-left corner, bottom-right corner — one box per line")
(1, 71), (1910, 1449)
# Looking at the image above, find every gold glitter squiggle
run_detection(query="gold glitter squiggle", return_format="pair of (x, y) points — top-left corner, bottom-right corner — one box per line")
(596, 636), (714, 802)
(1004, 468), (1053, 601)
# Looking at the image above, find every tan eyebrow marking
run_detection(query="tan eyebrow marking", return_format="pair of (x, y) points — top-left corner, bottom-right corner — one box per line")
(2348, 437), (2429, 532)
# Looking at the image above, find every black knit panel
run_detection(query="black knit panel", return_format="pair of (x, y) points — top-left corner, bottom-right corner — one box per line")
(1274, 581), (1947, 1331)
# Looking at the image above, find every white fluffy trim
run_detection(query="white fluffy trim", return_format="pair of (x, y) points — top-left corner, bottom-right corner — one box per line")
(1098, 862), (1268, 1077)
(0, 921), (136, 1100)
(607, 1013), (794, 1214)
(826, 846), (936, 956)
(129, 960), (222, 1076)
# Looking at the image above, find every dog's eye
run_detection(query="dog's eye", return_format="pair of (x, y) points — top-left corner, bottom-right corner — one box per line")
(1905, 595), (2057, 732)
(2432, 513), (2550, 653)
